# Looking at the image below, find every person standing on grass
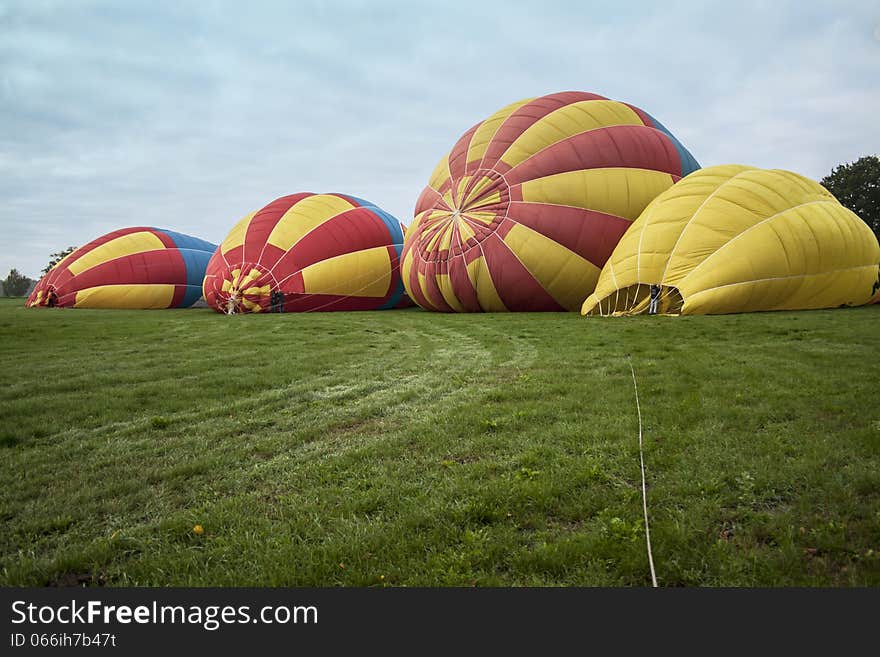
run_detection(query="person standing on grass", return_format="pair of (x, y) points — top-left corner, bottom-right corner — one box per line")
(648, 284), (661, 315)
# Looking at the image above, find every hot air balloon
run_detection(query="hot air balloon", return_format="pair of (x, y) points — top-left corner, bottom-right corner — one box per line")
(581, 165), (880, 316)
(27, 227), (216, 309)
(401, 91), (700, 312)
(203, 193), (409, 313)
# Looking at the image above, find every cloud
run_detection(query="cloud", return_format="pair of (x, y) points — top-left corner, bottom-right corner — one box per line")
(1, 0), (878, 278)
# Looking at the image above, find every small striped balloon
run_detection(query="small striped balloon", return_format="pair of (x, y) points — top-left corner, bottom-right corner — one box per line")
(27, 227), (216, 309)
(203, 193), (410, 313)
(402, 91), (700, 312)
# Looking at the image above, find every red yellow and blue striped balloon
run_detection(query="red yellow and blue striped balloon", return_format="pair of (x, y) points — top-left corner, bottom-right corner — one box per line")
(203, 193), (410, 313)
(27, 227), (216, 309)
(402, 91), (700, 312)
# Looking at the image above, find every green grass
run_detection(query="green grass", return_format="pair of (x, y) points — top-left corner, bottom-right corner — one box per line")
(1, 296), (878, 586)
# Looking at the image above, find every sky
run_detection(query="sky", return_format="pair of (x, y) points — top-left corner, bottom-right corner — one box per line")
(1, 0), (878, 279)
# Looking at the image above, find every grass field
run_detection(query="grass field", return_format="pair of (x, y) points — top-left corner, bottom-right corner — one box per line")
(1, 296), (878, 586)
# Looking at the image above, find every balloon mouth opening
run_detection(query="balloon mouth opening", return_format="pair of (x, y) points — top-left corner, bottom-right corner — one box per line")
(417, 168), (511, 263)
(29, 287), (60, 308)
(214, 262), (274, 314)
(585, 284), (684, 317)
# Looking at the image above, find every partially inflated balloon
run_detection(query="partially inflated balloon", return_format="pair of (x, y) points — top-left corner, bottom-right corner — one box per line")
(402, 91), (700, 312)
(27, 227), (216, 309)
(581, 165), (880, 316)
(203, 193), (409, 313)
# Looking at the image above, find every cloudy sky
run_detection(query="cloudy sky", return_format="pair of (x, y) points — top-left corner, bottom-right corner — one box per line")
(2, 0), (878, 278)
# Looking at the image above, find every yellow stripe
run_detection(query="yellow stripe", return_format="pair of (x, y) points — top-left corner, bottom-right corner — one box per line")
(267, 194), (355, 252)
(417, 271), (434, 309)
(73, 284), (175, 309)
(500, 100), (643, 169)
(465, 97), (535, 166)
(520, 168), (676, 221)
(441, 188), (455, 209)
(467, 189), (501, 209)
(67, 231), (166, 276)
(436, 273), (466, 312)
(466, 256), (507, 311)
(300, 246), (391, 298)
(458, 222), (476, 242)
(428, 153), (452, 192)
(453, 177), (470, 206)
(439, 226), (455, 252)
(424, 225), (453, 252)
(463, 211), (496, 225)
(221, 211), (257, 255)
(401, 250), (414, 294)
(503, 223), (600, 311)
(49, 250), (79, 274)
(241, 297), (263, 312)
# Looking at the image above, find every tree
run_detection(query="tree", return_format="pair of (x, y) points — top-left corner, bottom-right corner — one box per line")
(821, 155), (880, 239)
(3, 269), (33, 297)
(42, 246), (78, 276)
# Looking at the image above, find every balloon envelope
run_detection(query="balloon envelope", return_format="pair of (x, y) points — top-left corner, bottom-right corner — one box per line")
(203, 193), (409, 313)
(581, 165), (880, 316)
(402, 91), (700, 312)
(27, 227), (216, 309)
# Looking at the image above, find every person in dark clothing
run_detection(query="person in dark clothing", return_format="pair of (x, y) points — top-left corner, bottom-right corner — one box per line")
(270, 290), (285, 313)
(47, 290), (58, 308)
(648, 284), (661, 315)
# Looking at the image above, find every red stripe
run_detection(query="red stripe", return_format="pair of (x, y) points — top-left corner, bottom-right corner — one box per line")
(447, 123), (481, 181)
(504, 125), (683, 186)
(621, 103), (654, 127)
(416, 257), (454, 312)
(259, 244), (286, 270)
(506, 202), (632, 268)
(152, 229), (177, 249)
(268, 207), (396, 279)
(242, 193), (313, 265)
(402, 247), (435, 311)
(220, 244), (244, 269)
(324, 193), (364, 207)
(447, 255), (481, 312)
(55, 291), (78, 307)
(479, 92), (608, 171)
(480, 233), (565, 311)
(60, 249), (187, 293)
(170, 285), (187, 308)
(414, 187), (445, 215)
(41, 226), (153, 290)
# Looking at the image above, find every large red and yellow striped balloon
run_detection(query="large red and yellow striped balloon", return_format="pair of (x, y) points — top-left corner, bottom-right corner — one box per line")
(402, 91), (700, 312)
(26, 227), (216, 309)
(203, 193), (410, 313)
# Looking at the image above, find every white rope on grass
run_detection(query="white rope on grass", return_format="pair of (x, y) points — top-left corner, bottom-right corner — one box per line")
(628, 357), (658, 588)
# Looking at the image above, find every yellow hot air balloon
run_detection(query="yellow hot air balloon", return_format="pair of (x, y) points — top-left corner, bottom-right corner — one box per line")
(581, 165), (880, 316)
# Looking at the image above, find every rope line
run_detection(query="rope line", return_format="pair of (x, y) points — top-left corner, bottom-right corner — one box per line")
(628, 357), (658, 587)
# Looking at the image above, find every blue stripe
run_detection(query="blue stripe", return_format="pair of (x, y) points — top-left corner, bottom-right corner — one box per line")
(314, 198), (407, 310)
(150, 228), (217, 308)
(338, 195), (405, 244)
(175, 247), (214, 302)
(154, 228), (218, 254)
(643, 113), (701, 176)
(179, 284), (205, 308)
(379, 242), (406, 310)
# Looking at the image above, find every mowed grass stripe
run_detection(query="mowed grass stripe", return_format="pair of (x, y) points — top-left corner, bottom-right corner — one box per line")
(0, 298), (878, 586)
